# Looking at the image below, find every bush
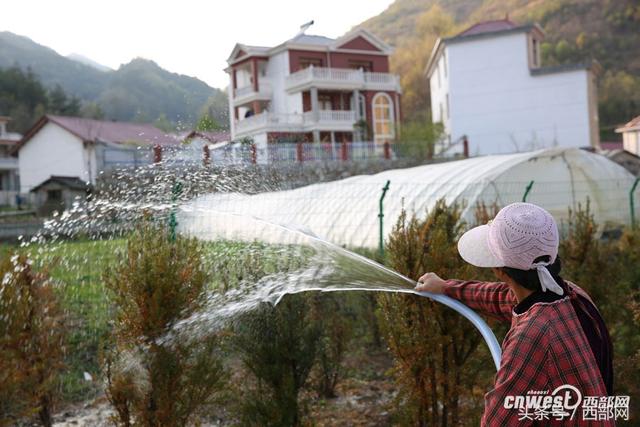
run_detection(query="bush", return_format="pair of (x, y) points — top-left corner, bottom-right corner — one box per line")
(0, 253), (66, 427)
(103, 225), (227, 427)
(231, 293), (321, 426)
(377, 201), (495, 425)
(309, 293), (354, 398)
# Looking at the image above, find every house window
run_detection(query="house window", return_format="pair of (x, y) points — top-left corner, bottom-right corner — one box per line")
(47, 189), (62, 202)
(319, 95), (332, 110)
(299, 57), (323, 70)
(445, 94), (450, 120)
(532, 38), (539, 67)
(348, 60), (373, 71)
(442, 51), (447, 77)
(372, 93), (395, 143)
(358, 94), (366, 119)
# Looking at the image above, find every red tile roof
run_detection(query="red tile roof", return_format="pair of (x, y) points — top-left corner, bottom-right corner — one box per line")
(456, 19), (519, 37)
(17, 115), (180, 152)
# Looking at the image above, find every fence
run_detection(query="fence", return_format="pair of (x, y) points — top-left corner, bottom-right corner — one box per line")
(101, 141), (420, 170)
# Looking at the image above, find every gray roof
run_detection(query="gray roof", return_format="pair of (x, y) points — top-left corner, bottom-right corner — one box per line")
(288, 34), (334, 46)
(31, 175), (90, 192)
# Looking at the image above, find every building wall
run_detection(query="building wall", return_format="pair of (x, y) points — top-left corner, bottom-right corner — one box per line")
(288, 49), (389, 73)
(18, 122), (88, 193)
(623, 130), (640, 155)
(429, 50), (451, 135)
(437, 32), (594, 155)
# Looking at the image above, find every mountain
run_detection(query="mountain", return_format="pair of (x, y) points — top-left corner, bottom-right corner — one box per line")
(359, 0), (640, 138)
(67, 53), (112, 72)
(0, 31), (228, 128)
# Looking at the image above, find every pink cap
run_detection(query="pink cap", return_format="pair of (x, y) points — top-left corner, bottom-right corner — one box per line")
(458, 202), (559, 271)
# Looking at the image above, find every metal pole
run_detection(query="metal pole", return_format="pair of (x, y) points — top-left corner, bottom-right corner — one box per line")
(522, 180), (535, 202)
(169, 181), (183, 241)
(379, 180), (391, 258)
(631, 177), (640, 228)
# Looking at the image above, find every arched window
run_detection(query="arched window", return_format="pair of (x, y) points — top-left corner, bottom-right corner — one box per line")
(372, 93), (395, 143)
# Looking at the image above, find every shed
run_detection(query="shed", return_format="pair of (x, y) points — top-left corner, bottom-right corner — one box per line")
(179, 148), (639, 249)
(31, 176), (91, 216)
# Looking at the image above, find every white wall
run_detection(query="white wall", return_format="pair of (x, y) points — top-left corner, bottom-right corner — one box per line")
(623, 130), (640, 155)
(436, 32), (594, 155)
(18, 123), (89, 193)
(429, 50), (450, 134)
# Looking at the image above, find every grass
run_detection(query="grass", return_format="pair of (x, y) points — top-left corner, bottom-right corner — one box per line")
(2, 236), (315, 403)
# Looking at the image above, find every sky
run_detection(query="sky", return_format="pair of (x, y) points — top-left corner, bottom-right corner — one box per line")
(3, 0), (395, 89)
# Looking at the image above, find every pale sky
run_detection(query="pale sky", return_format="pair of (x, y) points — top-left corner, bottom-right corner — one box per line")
(3, 0), (395, 89)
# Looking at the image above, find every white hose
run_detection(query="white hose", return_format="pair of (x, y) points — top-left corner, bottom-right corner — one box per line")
(414, 290), (502, 371)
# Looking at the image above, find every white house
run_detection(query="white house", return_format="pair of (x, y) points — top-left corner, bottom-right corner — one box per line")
(225, 27), (402, 147)
(17, 115), (179, 195)
(615, 115), (640, 156)
(425, 19), (600, 155)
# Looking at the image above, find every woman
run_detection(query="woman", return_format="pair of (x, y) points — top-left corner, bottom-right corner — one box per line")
(416, 202), (613, 426)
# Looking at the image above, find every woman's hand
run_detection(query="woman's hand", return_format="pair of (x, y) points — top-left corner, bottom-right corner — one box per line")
(415, 272), (447, 294)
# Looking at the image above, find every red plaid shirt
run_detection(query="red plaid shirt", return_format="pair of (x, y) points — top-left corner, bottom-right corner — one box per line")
(444, 280), (613, 426)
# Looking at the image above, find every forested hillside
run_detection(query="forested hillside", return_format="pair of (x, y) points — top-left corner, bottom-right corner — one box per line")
(359, 0), (640, 139)
(0, 31), (228, 132)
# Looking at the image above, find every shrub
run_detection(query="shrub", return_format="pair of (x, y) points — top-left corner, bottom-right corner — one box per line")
(231, 293), (321, 426)
(377, 201), (494, 425)
(309, 292), (354, 398)
(0, 253), (66, 427)
(103, 225), (226, 427)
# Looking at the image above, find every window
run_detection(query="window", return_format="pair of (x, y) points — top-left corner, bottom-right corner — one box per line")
(372, 93), (395, 143)
(358, 94), (366, 119)
(47, 189), (62, 202)
(319, 95), (332, 110)
(445, 94), (450, 120)
(299, 57), (323, 70)
(532, 38), (539, 67)
(442, 51), (447, 77)
(348, 60), (373, 71)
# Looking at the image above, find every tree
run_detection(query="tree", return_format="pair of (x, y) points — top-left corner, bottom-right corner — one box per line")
(377, 201), (494, 425)
(0, 253), (67, 427)
(232, 294), (321, 426)
(103, 225), (227, 427)
(195, 114), (221, 132)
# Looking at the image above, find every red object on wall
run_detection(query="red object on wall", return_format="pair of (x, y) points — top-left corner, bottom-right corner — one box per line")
(383, 141), (391, 160)
(341, 142), (349, 161)
(153, 145), (162, 163)
(296, 142), (304, 162)
(203, 144), (210, 167)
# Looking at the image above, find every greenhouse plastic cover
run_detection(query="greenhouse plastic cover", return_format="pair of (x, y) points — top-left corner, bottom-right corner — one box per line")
(180, 148), (638, 248)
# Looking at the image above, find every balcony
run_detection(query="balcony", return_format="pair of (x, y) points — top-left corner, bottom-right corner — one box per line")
(235, 110), (357, 137)
(285, 66), (401, 93)
(233, 80), (273, 106)
(0, 157), (18, 170)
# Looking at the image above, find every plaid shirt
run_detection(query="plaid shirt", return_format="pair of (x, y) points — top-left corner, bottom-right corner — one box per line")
(444, 280), (613, 426)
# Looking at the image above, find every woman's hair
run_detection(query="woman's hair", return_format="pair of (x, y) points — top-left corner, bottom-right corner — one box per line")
(500, 255), (564, 291)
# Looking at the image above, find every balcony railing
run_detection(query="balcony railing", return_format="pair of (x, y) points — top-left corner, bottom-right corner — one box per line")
(235, 110), (357, 136)
(285, 66), (401, 92)
(0, 157), (18, 170)
(233, 80), (273, 104)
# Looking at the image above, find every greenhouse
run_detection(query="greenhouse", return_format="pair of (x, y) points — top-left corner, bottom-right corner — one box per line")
(180, 148), (639, 249)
